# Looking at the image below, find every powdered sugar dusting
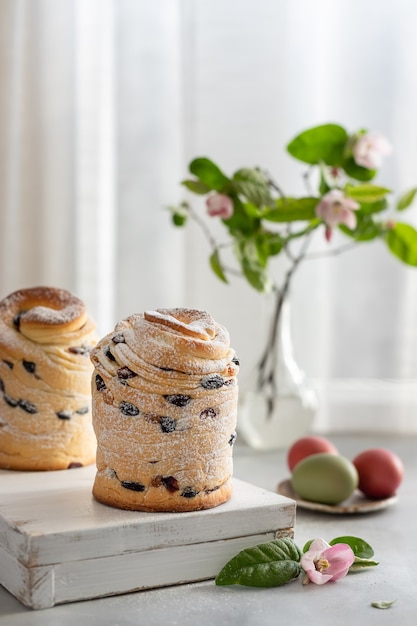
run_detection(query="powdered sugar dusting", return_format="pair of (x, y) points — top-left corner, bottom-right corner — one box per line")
(144, 309), (216, 341)
(21, 304), (84, 326)
(0, 286), (98, 470)
(91, 308), (239, 511)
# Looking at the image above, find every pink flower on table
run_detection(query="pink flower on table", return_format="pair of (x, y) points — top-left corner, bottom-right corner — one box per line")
(206, 194), (234, 220)
(301, 538), (355, 585)
(353, 132), (392, 170)
(316, 189), (360, 230)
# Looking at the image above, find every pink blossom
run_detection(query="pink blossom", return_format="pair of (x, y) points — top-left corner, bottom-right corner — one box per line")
(206, 194), (234, 220)
(301, 538), (355, 585)
(353, 132), (392, 170)
(325, 226), (333, 242)
(316, 189), (360, 230)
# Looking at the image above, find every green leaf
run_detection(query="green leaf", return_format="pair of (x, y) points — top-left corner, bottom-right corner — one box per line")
(286, 123), (348, 166)
(339, 215), (383, 241)
(234, 239), (273, 293)
(345, 183), (391, 203)
(242, 201), (263, 218)
(385, 222), (417, 266)
(215, 538), (302, 587)
(232, 168), (273, 207)
(397, 187), (417, 211)
(172, 213), (187, 226)
(223, 196), (261, 237)
(209, 249), (228, 284)
(242, 264), (272, 293)
(166, 204), (188, 227)
(349, 557), (379, 571)
(329, 536), (374, 559)
(342, 156), (376, 182)
(371, 600), (397, 610)
(302, 539), (313, 553)
(255, 231), (283, 261)
(189, 158), (230, 191)
(319, 170), (331, 195)
(264, 197), (319, 222)
(181, 179), (212, 195)
(357, 198), (388, 216)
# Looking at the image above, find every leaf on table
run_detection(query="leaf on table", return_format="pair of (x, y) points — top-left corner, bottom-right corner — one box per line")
(329, 536), (374, 559)
(216, 538), (302, 588)
(371, 599), (397, 609)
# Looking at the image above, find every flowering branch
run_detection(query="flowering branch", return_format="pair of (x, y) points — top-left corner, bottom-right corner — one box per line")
(168, 123), (417, 412)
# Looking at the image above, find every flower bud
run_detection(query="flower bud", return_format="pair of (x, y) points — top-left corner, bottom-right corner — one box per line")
(206, 194), (234, 220)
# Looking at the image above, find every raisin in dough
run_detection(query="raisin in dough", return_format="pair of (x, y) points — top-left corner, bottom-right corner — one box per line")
(0, 286), (98, 470)
(91, 308), (239, 512)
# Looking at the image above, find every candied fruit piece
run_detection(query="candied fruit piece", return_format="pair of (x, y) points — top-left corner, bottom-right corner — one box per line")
(13, 311), (25, 328)
(4, 394), (18, 407)
(68, 346), (89, 355)
(232, 355), (240, 366)
(205, 485), (220, 494)
(181, 487), (199, 498)
(2, 360), (13, 369)
(201, 374), (224, 389)
(68, 462), (83, 469)
(160, 416), (176, 433)
(56, 410), (72, 420)
(199, 407), (218, 419)
(162, 476), (180, 492)
(18, 399), (37, 414)
(163, 394), (191, 407)
(0, 377), (4, 392)
(112, 333), (125, 344)
(121, 480), (145, 492)
(143, 413), (160, 424)
(105, 348), (116, 362)
(120, 401), (140, 416)
(117, 366), (137, 379)
(152, 475), (180, 491)
(95, 374), (106, 391)
(228, 431), (237, 446)
(75, 406), (89, 415)
(22, 360), (36, 374)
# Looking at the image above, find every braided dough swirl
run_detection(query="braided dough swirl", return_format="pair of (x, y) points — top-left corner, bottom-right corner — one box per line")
(0, 286), (97, 470)
(91, 308), (239, 512)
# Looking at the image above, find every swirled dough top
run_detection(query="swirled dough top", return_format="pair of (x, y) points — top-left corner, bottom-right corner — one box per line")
(0, 286), (95, 346)
(92, 308), (237, 380)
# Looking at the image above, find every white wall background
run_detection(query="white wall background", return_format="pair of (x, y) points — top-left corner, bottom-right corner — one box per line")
(1, 0), (417, 432)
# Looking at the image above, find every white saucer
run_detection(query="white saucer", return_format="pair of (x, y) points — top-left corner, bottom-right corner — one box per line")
(277, 479), (398, 514)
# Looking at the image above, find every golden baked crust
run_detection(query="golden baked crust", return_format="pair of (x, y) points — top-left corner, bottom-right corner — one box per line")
(91, 308), (239, 512)
(0, 286), (98, 470)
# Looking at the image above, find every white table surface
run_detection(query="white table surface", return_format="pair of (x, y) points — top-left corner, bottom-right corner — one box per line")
(1, 432), (416, 625)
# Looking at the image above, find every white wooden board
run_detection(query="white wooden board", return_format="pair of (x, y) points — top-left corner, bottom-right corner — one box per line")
(0, 466), (295, 609)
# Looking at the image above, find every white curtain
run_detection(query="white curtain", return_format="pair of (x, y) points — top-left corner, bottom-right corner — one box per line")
(1, 0), (417, 431)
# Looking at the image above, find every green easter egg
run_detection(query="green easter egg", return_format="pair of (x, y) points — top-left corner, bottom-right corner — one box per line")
(291, 453), (359, 505)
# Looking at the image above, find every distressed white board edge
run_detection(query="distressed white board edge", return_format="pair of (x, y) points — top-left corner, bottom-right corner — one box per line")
(53, 531), (279, 607)
(0, 544), (54, 610)
(0, 476), (295, 567)
(0, 473), (296, 609)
